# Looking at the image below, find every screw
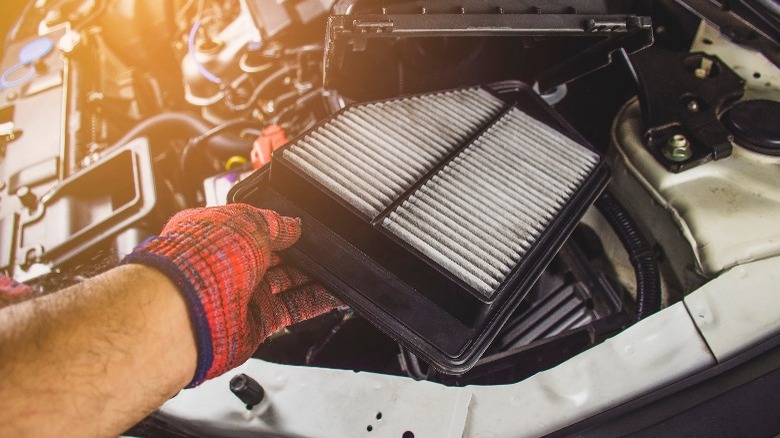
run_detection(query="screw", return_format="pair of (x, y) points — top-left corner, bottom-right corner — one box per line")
(663, 134), (692, 162)
(668, 134), (688, 148)
(687, 100), (699, 112)
(693, 57), (714, 79)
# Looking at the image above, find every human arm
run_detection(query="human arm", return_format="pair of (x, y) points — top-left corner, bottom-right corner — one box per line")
(0, 204), (341, 436)
(0, 264), (197, 436)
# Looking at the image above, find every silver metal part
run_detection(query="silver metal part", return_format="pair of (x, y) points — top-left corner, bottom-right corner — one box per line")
(662, 134), (692, 162)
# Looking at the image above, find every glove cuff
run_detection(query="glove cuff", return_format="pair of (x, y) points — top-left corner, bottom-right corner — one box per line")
(122, 246), (214, 388)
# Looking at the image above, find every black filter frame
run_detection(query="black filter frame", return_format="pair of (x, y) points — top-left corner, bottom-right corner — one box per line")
(229, 82), (609, 373)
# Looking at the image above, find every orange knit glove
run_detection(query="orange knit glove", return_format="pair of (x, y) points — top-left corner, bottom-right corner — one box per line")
(123, 204), (342, 387)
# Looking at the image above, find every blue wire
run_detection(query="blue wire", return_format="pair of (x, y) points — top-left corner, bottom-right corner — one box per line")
(188, 20), (223, 85)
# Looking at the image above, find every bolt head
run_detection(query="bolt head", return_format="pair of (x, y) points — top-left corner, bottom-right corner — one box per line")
(663, 135), (692, 162)
(668, 134), (689, 148)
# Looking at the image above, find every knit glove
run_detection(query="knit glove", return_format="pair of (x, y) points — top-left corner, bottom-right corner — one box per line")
(122, 203), (342, 387)
(0, 276), (34, 308)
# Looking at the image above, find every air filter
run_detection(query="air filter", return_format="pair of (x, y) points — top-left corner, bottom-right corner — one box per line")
(230, 83), (609, 372)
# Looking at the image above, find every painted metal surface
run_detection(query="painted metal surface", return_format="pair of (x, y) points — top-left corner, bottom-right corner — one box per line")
(685, 256), (780, 362)
(159, 303), (714, 437)
(612, 100), (780, 277)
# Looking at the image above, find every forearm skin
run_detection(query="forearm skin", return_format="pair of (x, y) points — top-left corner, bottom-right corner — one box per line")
(0, 264), (197, 437)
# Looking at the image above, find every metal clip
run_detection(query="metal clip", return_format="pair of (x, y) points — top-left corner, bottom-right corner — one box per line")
(352, 20), (394, 34)
(585, 19), (628, 32)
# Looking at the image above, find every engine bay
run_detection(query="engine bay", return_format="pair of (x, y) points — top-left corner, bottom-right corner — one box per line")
(1, 0), (779, 435)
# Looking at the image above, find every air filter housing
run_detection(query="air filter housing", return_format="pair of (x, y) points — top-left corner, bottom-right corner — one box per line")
(230, 83), (609, 372)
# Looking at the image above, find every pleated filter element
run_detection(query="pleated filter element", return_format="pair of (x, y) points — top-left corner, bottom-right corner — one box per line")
(233, 84), (610, 372)
(282, 88), (505, 218)
(381, 108), (600, 298)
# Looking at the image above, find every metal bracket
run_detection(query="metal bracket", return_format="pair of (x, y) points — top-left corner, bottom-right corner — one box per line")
(675, 0), (780, 69)
(629, 48), (745, 172)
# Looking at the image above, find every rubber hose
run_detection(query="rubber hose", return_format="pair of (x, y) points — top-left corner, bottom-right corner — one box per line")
(595, 192), (661, 320)
(108, 112), (253, 158)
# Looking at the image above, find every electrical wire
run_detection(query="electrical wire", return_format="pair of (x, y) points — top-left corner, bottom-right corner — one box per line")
(238, 52), (273, 74)
(179, 118), (260, 173)
(228, 65), (295, 112)
(305, 310), (352, 365)
(595, 192), (661, 320)
(398, 346), (431, 381)
(187, 20), (223, 85)
(270, 86), (325, 124)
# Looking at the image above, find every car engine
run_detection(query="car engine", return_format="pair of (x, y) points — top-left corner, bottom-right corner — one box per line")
(2, 0), (779, 435)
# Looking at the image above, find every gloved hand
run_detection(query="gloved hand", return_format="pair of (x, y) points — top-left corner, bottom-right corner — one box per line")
(0, 276), (34, 308)
(123, 203), (342, 387)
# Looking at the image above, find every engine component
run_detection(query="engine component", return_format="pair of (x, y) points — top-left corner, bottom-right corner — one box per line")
(229, 373), (265, 410)
(676, 0), (780, 69)
(0, 37), (54, 90)
(323, 0), (653, 97)
(629, 47), (745, 172)
(246, 0), (335, 39)
(722, 99), (780, 156)
(432, 236), (630, 386)
(179, 0), (331, 124)
(611, 98), (780, 282)
(181, 8), (260, 106)
(4, 138), (161, 277)
(0, 26), (71, 187)
(203, 170), (254, 207)
(0, 25), (152, 279)
(230, 83), (609, 372)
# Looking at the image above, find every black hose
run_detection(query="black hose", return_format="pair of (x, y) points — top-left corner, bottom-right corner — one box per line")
(227, 65), (295, 112)
(270, 87), (325, 125)
(107, 112), (252, 158)
(179, 118), (260, 173)
(398, 346), (430, 381)
(595, 191), (661, 320)
(305, 311), (351, 365)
